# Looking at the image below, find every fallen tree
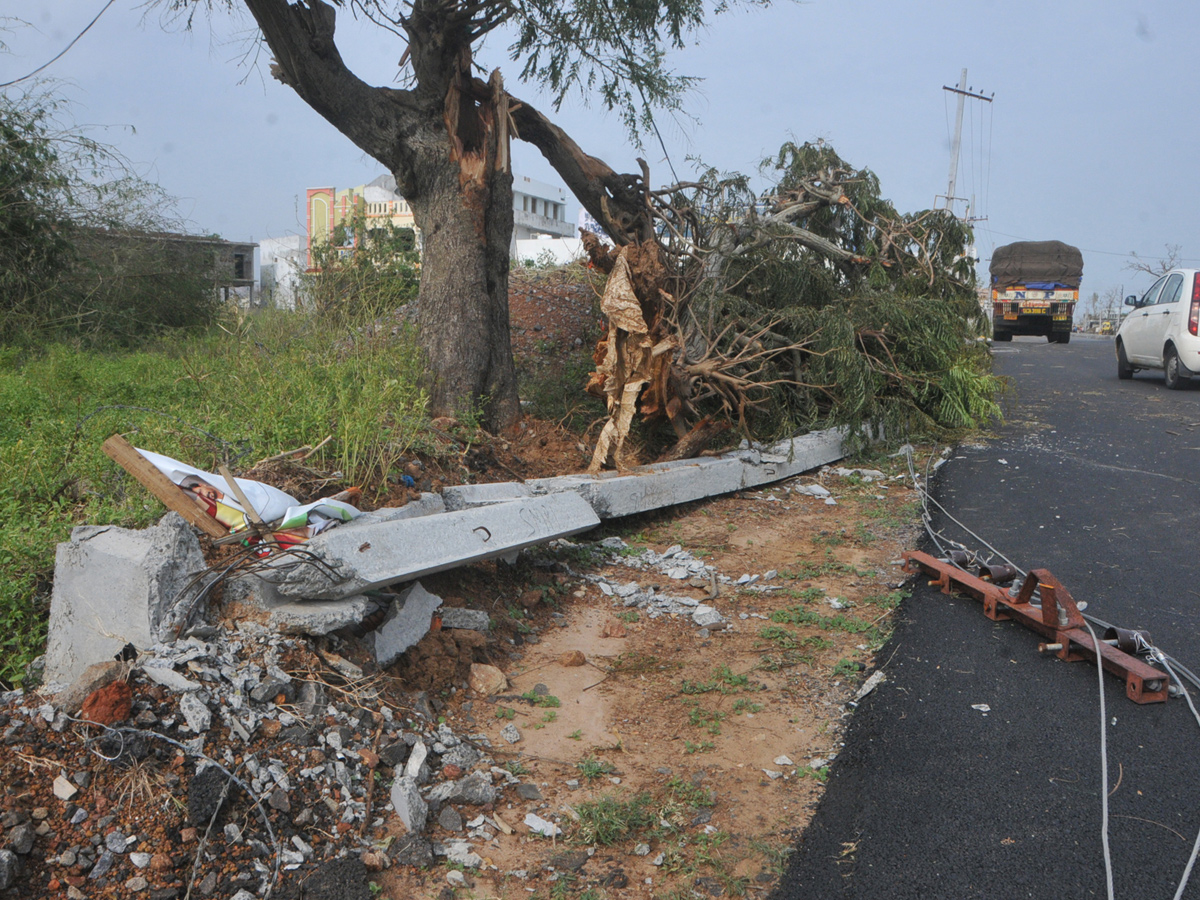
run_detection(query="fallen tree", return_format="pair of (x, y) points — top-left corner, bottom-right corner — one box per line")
(581, 141), (1002, 468)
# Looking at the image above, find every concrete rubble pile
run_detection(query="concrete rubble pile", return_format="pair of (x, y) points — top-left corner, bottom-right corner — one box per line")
(0, 617), (588, 896)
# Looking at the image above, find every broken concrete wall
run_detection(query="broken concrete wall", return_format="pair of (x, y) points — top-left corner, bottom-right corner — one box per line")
(45, 512), (206, 685)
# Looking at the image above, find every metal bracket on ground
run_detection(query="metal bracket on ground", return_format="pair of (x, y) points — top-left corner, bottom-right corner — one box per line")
(903, 550), (1169, 704)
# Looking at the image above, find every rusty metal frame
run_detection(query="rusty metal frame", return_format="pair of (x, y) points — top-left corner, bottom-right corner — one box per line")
(903, 550), (1168, 704)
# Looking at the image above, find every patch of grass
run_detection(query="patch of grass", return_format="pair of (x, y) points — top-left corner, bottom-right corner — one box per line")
(667, 777), (715, 808)
(684, 740), (715, 754)
(732, 698), (763, 715)
(800, 765), (830, 783)
(495, 707), (516, 720)
(574, 792), (658, 845)
(577, 755), (617, 781)
(812, 529), (846, 548)
(522, 691), (561, 708)
(758, 625), (800, 649)
(755, 652), (813, 673)
(567, 729), (583, 741)
(0, 311), (431, 685)
(679, 665), (758, 696)
(769, 605), (878, 637)
(781, 560), (862, 580)
(616, 609), (640, 624)
(831, 658), (863, 679)
(863, 589), (908, 609)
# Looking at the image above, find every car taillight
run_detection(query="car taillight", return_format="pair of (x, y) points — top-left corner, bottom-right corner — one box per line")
(1191, 274), (1200, 336)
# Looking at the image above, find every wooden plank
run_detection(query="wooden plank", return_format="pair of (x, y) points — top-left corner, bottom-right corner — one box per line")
(101, 434), (227, 539)
(218, 464), (280, 551)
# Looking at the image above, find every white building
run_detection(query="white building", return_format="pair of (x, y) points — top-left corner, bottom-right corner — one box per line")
(512, 175), (575, 252)
(258, 234), (307, 310)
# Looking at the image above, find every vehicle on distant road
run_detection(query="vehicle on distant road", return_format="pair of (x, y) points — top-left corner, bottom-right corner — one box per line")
(1115, 269), (1200, 389)
(990, 240), (1083, 344)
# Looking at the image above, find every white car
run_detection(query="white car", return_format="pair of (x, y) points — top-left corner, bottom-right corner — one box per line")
(1115, 268), (1200, 389)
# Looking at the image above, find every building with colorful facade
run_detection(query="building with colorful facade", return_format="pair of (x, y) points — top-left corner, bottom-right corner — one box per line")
(306, 172), (575, 269)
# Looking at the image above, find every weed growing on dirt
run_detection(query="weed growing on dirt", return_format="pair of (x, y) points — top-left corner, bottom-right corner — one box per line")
(781, 560), (863, 579)
(863, 589), (908, 609)
(616, 610), (640, 624)
(684, 741), (715, 754)
(769, 605), (877, 638)
(522, 691), (561, 708)
(684, 702), (726, 735)
(800, 766), (830, 783)
(577, 756), (617, 781)
(831, 659), (862, 679)
(495, 707), (516, 720)
(574, 792), (657, 845)
(667, 777), (715, 808)
(678, 665), (758, 696)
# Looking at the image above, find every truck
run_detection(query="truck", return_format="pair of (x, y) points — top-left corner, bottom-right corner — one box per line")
(989, 240), (1083, 344)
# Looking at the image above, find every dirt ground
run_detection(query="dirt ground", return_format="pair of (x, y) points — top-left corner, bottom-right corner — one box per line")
(368, 452), (925, 900)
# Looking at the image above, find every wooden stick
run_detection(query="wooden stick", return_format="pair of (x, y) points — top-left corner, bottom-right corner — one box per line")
(219, 465), (280, 551)
(101, 434), (226, 539)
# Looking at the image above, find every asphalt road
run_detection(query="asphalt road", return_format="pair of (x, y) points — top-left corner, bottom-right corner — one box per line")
(774, 334), (1200, 900)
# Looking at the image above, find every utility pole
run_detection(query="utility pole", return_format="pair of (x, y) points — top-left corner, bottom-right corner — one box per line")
(938, 69), (993, 219)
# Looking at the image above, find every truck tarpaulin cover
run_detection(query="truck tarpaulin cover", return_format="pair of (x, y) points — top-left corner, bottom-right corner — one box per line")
(990, 241), (1084, 289)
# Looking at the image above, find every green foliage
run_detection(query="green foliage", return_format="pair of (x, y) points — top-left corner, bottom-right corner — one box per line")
(0, 82), (224, 345)
(665, 140), (1002, 444)
(769, 605), (876, 637)
(523, 691), (561, 708)
(678, 665), (757, 695)
(0, 310), (427, 685)
(831, 659), (861, 679)
(508, 0), (768, 140)
(304, 208), (419, 319)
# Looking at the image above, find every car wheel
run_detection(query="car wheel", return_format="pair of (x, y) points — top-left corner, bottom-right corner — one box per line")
(1116, 342), (1133, 380)
(1056, 332), (1071, 345)
(1164, 346), (1187, 390)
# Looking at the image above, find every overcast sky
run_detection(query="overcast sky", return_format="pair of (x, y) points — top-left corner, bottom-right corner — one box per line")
(7, 0), (1197, 300)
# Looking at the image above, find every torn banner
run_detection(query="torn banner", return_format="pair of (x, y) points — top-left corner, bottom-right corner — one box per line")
(136, 448), (360, 545)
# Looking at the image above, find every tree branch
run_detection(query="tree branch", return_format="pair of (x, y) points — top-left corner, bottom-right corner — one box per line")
(244, 0), (421, 189)
(508, 93), (648, 245)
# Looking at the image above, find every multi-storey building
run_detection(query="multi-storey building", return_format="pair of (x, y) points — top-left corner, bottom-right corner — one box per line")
(305, 172), (575, 268)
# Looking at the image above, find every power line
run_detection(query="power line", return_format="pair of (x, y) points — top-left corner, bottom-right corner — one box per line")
(981, 227), (1200, 264)
(0, 0), (118, 89)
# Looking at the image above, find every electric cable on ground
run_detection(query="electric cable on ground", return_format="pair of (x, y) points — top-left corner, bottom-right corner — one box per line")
(902, 444), (1200, 900)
